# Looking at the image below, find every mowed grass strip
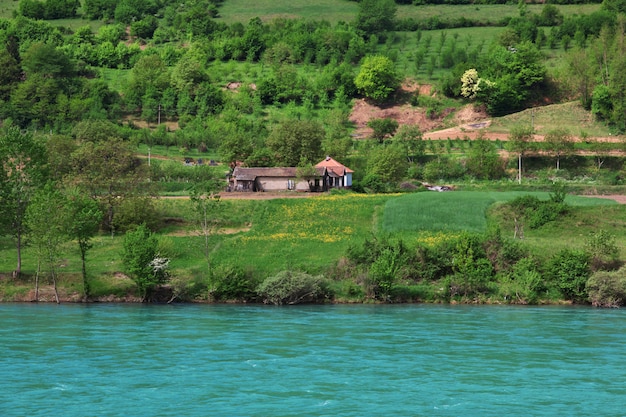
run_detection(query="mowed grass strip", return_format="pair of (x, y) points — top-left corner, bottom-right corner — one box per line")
(382, 191), (617, 234)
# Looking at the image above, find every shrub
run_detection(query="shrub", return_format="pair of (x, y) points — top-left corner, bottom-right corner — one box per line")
(121, 224), (167, 301)
(256, 271), (332, 305)
(585, 230), (620, 272)
(209, 265), (258, 302)
(546, 249), (591, 302)
(586, 267), (626, 307)
(422, 157), (465, 182)
(450, 235), (493, 297)
(112, 197), (160, 232)
(369, 245), (407, 300)
(508, 257), (544, 304)
(508, 195), (568, 229)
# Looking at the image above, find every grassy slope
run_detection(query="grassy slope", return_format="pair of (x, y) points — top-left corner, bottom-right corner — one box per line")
(2, 191), (623, 300)
(218, 1), (600, 24)
(382, 191), (625, 259)
(383, 191), (616, 233)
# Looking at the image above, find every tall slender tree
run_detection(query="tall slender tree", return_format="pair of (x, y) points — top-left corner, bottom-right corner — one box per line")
(506, 125), (534, 184)
(65, 188), (102, 301)
(25, 182), (69, 303)
(0, 127), (48, 277)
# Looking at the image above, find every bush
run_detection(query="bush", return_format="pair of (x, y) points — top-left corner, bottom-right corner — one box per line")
(546, 249), (591, 302)
(112, 197), (160, 232)
(256, 271), (332, 305)
(508, 195), (568, 229)
(209, 265), (258, 302)
(121, 224), (167, 301)
(586, 267), (626, 307)
(585, 230), (620, 272)
(422, 157), (465, 182)
(504, 257), (544, 304)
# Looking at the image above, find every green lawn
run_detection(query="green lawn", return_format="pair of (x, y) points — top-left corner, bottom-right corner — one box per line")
(382, 190), (617, 233)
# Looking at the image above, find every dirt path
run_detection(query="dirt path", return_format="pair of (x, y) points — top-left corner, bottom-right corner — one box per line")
(162, 192), (321, 200)
(581, 194), (626, 204)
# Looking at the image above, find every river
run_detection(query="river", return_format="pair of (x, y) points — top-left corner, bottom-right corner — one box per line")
(1, 304), (624, 416)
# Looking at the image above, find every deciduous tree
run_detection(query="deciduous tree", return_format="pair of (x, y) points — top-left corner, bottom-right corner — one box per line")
(506, 125), (534, 184)
(367, 118), (398, 143)
(189, 182), (222, 272)
(25, 182), (69, 303)
(266, 119), (325, 166)
(0, 127), (48, 277)
(544, 128), (574, 170)
(354, 55), (400, 102)
(69, 137), (149, 234)
(122, 224), (166, 302)
(354, 0), (397, 37)
(65, 188), (102, 301)
(394, 124), (425, 163)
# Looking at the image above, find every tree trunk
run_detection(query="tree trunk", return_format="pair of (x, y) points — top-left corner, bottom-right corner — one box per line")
(34, 259), (40, 302)
(49, 252), (60, 304)
(15, 231), (22, 278)
(80, 244), (89, 302)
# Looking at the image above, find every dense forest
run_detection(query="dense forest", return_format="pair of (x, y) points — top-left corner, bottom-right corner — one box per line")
(2, 0), (626, 304)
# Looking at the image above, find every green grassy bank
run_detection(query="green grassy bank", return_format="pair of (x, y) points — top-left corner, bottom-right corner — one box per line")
(1, 190), (624, 304)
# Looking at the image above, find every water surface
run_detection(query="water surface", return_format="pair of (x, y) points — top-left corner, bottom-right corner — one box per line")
(1, 304), (624, 416)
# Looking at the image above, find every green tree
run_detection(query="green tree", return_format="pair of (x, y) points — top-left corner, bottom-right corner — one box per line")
(21, 42), (74, 79)
(266, 119), (325, 166)
(354, 0), (397, 37)
(125, 54), (169, 110)
(547, 249), (591, 302)
(394, 124), (425, 163)
(25, 182), (69, 303)
(367, 143), (407, 185)
(367, 118), (398, 143)
(322, 109), (353, 162)
(122, 224), (165, 302)
(0, 46), (22, 101)
(465, 137), (504, 180)
(71, 119), (122, 143)
(65, 188), (102, 301)
(354, 55), (400, 101)
(544, 128), (574, 170)
(0, 127), (48, 277)
(70, 137), (150, 234)
(566, 47), (596, 109)
(506, 125), (534, 184)
(474, 42), (546, 116)
(189, 182), (222, 272)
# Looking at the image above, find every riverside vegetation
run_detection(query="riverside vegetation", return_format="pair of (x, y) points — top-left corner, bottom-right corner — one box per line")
(2, 0), (626, 306)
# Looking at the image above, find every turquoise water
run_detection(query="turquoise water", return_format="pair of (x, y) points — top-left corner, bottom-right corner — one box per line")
(1, 304), (625, 416)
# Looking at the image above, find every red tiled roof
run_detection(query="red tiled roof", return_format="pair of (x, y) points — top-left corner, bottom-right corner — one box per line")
(315, 157), (354, 175)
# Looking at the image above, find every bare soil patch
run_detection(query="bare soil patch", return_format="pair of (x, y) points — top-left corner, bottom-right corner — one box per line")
(580, 194), (626, 204)
(218, 191), (321, 200)
(349, 81), (625, 144)
(349, 81), (489, 140)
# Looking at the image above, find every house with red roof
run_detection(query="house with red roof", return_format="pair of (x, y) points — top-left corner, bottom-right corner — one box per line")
(229, 157), (353, 192)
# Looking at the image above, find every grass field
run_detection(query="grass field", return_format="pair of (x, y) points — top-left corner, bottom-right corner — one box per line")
(486, 102), (611, 137)
(382, 190), (617, 234)
(218, 1), (601, 25)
